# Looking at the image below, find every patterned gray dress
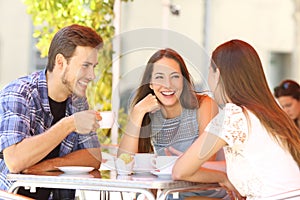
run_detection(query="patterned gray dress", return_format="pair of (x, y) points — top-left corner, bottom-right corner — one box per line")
(150, 108), (198, 156)
(150, 108), (228, 200)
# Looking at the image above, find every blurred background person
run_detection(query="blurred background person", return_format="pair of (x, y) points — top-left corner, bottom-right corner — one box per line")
(274, 79), (300, 129)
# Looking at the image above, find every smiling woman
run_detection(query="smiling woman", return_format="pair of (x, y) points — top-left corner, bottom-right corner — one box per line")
(118, 48), (218, 155)
(117, 48), (225, 199)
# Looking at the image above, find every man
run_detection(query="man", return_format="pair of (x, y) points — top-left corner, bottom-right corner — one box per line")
(0, 24), (103, 199)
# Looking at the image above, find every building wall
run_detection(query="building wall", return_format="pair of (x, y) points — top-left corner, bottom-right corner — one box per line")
(119, 0), (207, 92)
(0, 0), (31, 89)
(209, 0), (295, 88)
(0, 0), (298, 92)
(119, 0), (297, 93)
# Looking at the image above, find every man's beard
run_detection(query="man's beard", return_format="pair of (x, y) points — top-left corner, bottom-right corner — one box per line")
(61, 68), (74, 96)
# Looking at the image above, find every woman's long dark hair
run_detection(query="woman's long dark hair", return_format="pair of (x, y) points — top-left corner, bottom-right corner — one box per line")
(130, 48), (199, 153)
(211, 39), (300, 167)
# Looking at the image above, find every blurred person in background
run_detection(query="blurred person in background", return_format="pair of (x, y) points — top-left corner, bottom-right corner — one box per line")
(274, 79), (300, 129)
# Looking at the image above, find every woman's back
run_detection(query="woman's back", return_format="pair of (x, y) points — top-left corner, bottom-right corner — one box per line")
(211, 103), (300, 199)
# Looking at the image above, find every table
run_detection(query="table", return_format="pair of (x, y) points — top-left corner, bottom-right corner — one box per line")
(7, 170), (221, 200)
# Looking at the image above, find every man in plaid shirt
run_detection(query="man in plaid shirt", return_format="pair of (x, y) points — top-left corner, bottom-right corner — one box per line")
(0, 24), (103, 199)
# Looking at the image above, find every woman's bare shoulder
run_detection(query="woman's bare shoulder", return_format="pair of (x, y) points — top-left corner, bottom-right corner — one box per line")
(196, 93), (215, 105)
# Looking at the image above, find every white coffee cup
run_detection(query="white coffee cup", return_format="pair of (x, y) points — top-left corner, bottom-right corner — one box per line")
(134, 153), (156, 170)
(114, 155), (134, 175)
(151, 156), (178, 171)
(98, 111), (114, 129)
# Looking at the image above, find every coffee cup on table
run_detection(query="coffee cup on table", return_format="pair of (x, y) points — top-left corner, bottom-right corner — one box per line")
(134, 153), (155, 171)
(115, 153), (134, 175)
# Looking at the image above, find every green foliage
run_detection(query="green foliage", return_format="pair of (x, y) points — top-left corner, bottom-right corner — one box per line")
(22, 0), (130, 144)
(23, 0), (116, 57)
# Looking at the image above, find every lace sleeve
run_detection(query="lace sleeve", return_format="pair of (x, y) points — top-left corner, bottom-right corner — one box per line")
(205, 103), (248, 147)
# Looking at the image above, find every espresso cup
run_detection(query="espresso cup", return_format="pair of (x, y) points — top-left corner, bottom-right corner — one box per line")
(114, 155), (134, 175)
(98, 111), (114, 129)
(134, 153), (155, 170)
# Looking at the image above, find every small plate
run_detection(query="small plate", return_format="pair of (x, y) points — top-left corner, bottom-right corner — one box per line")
(131, 173), (156, 181)
(116, 170), (133, 176)
(59, 173), (93, 178)
(133, 168), (154, 173)
(151, 170), (172, 179)
(56, 166), (94, 174)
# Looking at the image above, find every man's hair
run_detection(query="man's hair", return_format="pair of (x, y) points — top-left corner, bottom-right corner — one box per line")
(46, 24), (103, 71)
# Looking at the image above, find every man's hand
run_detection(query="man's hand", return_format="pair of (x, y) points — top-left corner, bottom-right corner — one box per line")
(22, 148), (101, 174)
(22, 159), (56, 174)
(73, 110), (101, 134)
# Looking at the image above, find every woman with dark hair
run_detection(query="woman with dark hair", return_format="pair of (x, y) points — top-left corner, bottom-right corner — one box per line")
(173, 39), (300, 200)
(118, 48), (228, 199)
(119, 48), (219, 155)
(274, 79), (300, 129)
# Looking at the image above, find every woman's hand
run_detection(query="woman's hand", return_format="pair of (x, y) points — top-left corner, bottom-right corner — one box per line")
(219, 174), (246, 200)
(164, 146), (183, 156)
(135, 94), (161, 114)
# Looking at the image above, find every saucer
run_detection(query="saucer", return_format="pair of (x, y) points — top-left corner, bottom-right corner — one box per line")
(133, 167), (154, 174)
(56, 166), (94, 174)
(150, 170), (172, 179)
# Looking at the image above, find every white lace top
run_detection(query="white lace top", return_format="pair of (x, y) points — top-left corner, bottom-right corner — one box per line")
(205, 103), (300, 199)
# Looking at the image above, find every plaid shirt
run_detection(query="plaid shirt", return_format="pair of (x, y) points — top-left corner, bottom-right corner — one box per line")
(0, 70), (100, 190)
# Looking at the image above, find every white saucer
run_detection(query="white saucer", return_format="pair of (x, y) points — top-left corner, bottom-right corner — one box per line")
(133, 168), (154, 173)
(56, 166), (94, 174)
(117, 171), (133, 175)
(151, 170), (172, 179)
(59, 173), (93, 178)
